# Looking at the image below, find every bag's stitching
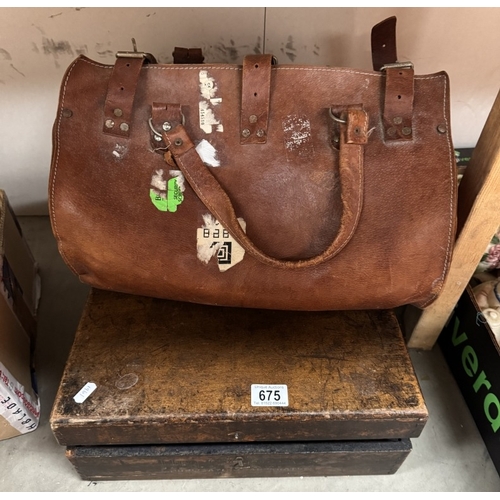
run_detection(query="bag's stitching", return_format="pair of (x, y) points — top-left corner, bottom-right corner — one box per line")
(50, 58), (81, 275)
(419, 74), (455, 308)
(75, 57), (445, 81)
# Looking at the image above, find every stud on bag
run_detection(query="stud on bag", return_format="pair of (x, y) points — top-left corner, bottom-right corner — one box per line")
(49, 17), (457, 311)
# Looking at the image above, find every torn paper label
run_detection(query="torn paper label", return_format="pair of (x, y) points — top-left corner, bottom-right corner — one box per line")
(199, 70), (218, 100)
(197, 214), (246, 271)
(196, 139), (220, 167)
(0, 362), (40, 434)
(150, 169), (185, 212)
(199, 70), (223, 134)
(199, 101), (223, 134)
(168, 170), (185, 191)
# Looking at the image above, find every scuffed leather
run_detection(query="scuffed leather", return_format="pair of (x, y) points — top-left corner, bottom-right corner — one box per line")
(49, 46), (457, 311)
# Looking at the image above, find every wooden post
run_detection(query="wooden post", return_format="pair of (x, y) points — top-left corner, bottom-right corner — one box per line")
(406, 88), (500, 350)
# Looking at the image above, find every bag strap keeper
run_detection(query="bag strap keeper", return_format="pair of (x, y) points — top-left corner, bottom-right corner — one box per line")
(240, 54), (274, 145)
(103, 56), (146, 138)
(382, 64), (415, 141)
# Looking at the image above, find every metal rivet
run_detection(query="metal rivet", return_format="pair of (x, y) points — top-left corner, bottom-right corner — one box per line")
(113, 108), (123, 117)
(249, 114), (258, 124)
(120, 123), (129, 132)
(393, 116), (403, 125)
(387, 127), (397, 137)
(402, 127), (412, 136)
(242, 128), (251, 138)
(437, 124), (447, 134)
(62, 109), (73, 118)
(162, 122), (172, 132)
(256, 129), (265, 138)
(174, 138), (183, 147)
(105, 119), (115, 129)
(154, 135), (162, 142)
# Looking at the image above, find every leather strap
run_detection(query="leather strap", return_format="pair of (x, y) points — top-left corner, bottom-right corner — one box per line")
(103, 57), (145, 138)
(371, 16), (397, 71)
(383, 66), (415, 141)
(371, 16), (415, 140)
(172, 47), (204, 64)
(240, 54), (274, 145)
(162, 107), (367, 269)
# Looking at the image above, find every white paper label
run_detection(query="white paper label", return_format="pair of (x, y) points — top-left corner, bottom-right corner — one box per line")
(73, 382), (97, 403)
(251, 384), (289, 407)
(0, 362), (40, 434)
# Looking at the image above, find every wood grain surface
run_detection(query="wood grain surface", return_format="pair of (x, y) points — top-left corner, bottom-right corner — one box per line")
(50, 289), (427, 446)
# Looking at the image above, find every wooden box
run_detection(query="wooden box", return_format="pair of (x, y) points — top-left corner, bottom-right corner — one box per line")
(50, 289), (427, 480)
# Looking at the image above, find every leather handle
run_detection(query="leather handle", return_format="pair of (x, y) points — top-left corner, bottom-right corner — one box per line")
(161, 107), (366, 270)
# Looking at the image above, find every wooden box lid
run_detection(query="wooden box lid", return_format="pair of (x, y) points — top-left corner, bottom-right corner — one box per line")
(50, 289), (427, 446)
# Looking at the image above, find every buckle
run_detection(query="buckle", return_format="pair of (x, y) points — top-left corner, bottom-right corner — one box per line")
(116, 38), (157, 64)
(380, 61), (414, 71)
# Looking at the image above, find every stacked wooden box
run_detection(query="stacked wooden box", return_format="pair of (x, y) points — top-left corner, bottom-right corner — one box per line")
(50, 289), (427, 480)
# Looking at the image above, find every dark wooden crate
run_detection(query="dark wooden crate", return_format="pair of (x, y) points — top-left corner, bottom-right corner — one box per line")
(51, 289), (427, 447)
(67, 439), (412, 481)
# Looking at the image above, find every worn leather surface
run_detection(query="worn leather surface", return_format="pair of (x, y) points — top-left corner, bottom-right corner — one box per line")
(49, 30), (457, 311)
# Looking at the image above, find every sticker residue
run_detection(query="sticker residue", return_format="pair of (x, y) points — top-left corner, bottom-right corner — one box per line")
(150, 169), (185, 212)
(196, 139), (220, 167)
(112, 143), (127, 159)
(199, 70), (218, 99)
(196, 214), (245, 271)
(282, 115), (314, 158)
(199, 101), (223, 134)
(199, 70), (223, 134)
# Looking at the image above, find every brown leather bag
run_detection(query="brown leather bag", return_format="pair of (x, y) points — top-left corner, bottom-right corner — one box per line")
(49, 17), (457, 311)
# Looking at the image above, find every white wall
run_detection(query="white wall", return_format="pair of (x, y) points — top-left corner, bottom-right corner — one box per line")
(1, 7), (499, 214)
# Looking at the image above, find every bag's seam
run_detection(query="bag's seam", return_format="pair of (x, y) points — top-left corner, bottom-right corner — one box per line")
(76, 57), (445, 81)
(50, 57), (81, 276)
(418, 74), (455, 308)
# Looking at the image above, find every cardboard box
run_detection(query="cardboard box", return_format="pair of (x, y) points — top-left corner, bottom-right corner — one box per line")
(439, 285), (500, 476)
(0, 190), (41, 440)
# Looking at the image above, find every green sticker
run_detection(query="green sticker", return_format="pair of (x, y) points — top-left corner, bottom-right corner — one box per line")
(150, 177), (184, 212)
